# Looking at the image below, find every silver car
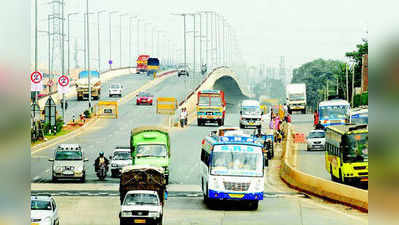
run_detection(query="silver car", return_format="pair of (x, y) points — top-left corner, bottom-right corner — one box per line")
(49, 144), (88, 182)
(306, 130), (326, 151)
(110, 147), (132, 177)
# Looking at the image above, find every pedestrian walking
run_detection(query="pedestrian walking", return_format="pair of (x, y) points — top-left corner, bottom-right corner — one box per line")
(313, 110), (319, 126)
(180, 108), (188, 128)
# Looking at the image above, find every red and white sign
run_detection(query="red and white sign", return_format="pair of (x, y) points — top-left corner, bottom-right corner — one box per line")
(47, 79), (54, 87)
(58, 75), (70, 94)
(31, 71), (43, 91)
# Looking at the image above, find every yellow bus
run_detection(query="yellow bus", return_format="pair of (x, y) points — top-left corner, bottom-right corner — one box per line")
(325, 124), (368, 184)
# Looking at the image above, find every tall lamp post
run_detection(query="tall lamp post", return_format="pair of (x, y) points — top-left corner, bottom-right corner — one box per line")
(119, 13), (128, 67)
(108, 11), (118, 70)
(67, 12), (80, 78)
(97, 10), (106, 73)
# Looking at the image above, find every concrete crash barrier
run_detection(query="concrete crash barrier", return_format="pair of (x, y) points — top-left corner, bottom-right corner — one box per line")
(280, 128), (368, 212)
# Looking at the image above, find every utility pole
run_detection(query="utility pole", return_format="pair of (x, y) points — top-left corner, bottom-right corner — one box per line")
(120, 13), (128, 67)
(108, 11), (118, 70)
(34, 0), (38, 103)
(61, 0), (65, 121)
(68, 13), (79, 81)
(199, 13), (202, 69)
(136, 18), (140, 57)
(97, 10), (106, 73)
(345, 63), (349, 102)
(352, 64), (355, 107)
(326, 79), (329, 100)
(86, 0), (92, 108)
(172, 13), (189, 89)
(48, 15), (51, 93)
(193, 14), (196, 86)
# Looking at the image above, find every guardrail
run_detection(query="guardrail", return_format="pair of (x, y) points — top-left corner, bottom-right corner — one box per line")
(280, 126), (368, 212)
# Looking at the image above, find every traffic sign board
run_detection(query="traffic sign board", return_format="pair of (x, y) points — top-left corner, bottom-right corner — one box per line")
(31, 71), (43, 92)
(58, 75), (70, 87)
(108, 60), (113, 65)
(31, 71), (43, 84)
(47, 80), (54, 87)
(58, 75), (70, 94)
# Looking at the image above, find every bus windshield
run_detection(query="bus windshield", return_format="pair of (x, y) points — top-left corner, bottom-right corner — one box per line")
(319, 105), (349, 120)
(343, 133), (368, 163)
(351, 114), (368, 125)
(289, 93), (305, 101)
(210, 145), (263, 177)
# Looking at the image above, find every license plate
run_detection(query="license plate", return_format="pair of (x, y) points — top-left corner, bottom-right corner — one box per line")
(134, 219), (146, 224)
(32, 223), (40, 225)
(228, 194), (244, 198)
(63, 171), (74, 175)
(361, 178), (368, 182)
(207, 116), (213, 119)
(249, 122), (255, 125)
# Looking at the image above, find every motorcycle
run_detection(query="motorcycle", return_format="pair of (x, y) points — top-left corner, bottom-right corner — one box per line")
(97, 163), (107, 181)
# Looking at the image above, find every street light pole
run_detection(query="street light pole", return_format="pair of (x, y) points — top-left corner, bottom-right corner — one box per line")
(86, 0), (92, 108)
(108, 11), (118, 70)
(120, 13), (128, 68)
(97, 10), (106, 73)
(68, 13), (79, 80)
(61, 0), (65, 121)
(34, 0), (38, 103)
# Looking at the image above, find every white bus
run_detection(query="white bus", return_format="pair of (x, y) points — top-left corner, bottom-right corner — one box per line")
(318, 99), (350, 127)
(200, 135), (264, 210)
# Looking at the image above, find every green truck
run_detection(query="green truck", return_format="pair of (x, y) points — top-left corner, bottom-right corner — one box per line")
(130, 126), (170, 184)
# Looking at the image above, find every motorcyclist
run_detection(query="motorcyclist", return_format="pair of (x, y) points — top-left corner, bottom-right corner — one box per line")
(94, 152), (109, 173)
(315, 121), (325, 130)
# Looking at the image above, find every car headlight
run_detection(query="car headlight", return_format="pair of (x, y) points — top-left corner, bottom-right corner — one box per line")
(209, 177), (220, 190)
(55, 166), (63, 173)
(74, 166), (83, 172)
(148, 211), (159, 218)
(254, 178), (263, 192)
(111, 163), (118, 167)
(41, 217), (52, 225)
(121, 211), (132, 217)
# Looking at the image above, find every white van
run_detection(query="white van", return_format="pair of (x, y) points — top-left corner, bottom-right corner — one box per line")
(239, 100), (262, 129)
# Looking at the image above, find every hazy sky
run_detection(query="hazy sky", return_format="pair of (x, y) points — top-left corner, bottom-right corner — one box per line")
(34, 0), (367, 69)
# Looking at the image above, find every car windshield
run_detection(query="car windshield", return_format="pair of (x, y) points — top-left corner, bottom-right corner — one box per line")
(289, 93), (305, 101)
(124, 193), (159, 206)
(31, 200), (51, 210)
(111, 84), (120, 89)
(113, 151), (131, 160)
(138, 92), (152, 97)
(308, 132), (325, 139)
(343, 133), (368, 163)
(242, 107), (261, 115)
(210, 97), (222, 106)
(319, 105), (349, 120)
(55, 151), (82, 160)
(136, 144), (167, 158)
(210, 145), (263, 177)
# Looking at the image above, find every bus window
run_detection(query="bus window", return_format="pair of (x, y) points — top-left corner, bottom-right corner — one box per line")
(342, 133), (368, 162)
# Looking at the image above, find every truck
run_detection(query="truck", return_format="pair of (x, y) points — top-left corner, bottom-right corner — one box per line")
(76, 70), (101, 101)
(286, 83), (306, 114)
(130, 126), (170, 184)
(239, 100), (262, 129)
(197, 90), (226, 126)
(147, 58), (160, 77)
(119, 165), (166, 225)
(136, 55), (150, 74)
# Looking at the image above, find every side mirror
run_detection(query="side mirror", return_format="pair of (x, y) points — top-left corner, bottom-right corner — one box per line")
(48, 158), (54, 162)
(84, 158), (89, 162)
(109, 156), (113, 160)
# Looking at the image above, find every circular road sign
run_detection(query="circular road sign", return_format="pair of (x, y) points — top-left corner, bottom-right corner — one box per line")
(58, 75), (70, 87)
(31, 71), (43, 84)
(108, 59), (113, 65)
(47, 79), (54, 87)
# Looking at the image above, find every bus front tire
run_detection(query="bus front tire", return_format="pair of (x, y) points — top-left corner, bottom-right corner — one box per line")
(249, 200), (259, 210)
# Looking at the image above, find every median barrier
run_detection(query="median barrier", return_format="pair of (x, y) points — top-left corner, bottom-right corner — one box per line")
(280, 126), (368, 212)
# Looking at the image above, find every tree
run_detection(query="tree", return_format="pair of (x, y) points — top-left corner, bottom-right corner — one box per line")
(345, 38), (368, 90)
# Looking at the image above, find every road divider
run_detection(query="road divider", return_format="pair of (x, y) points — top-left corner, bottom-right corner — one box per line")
(279, 125), (368, 212)
(32, 70), (177, 154)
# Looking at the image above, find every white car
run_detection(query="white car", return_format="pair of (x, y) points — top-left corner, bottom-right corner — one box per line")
(120, 190), (163, 225)
(110, 147), (132, 177)
(109, 83), (123, 97)
(306, 130), (326, 151)
(31, 195), (59, 225)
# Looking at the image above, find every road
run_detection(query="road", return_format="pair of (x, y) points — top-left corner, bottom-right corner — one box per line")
(291, 113), (368, 189)
(31, 72), (193, 183)
(32, 89), (367, 224)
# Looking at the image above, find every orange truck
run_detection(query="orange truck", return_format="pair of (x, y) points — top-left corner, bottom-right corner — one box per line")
(136, 54), (150, 74)
(197, 90), (226, 126)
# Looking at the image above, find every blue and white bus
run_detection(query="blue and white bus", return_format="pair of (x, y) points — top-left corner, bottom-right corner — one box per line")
(200, 135), (264, 210)
(318, 100), (350, 127)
